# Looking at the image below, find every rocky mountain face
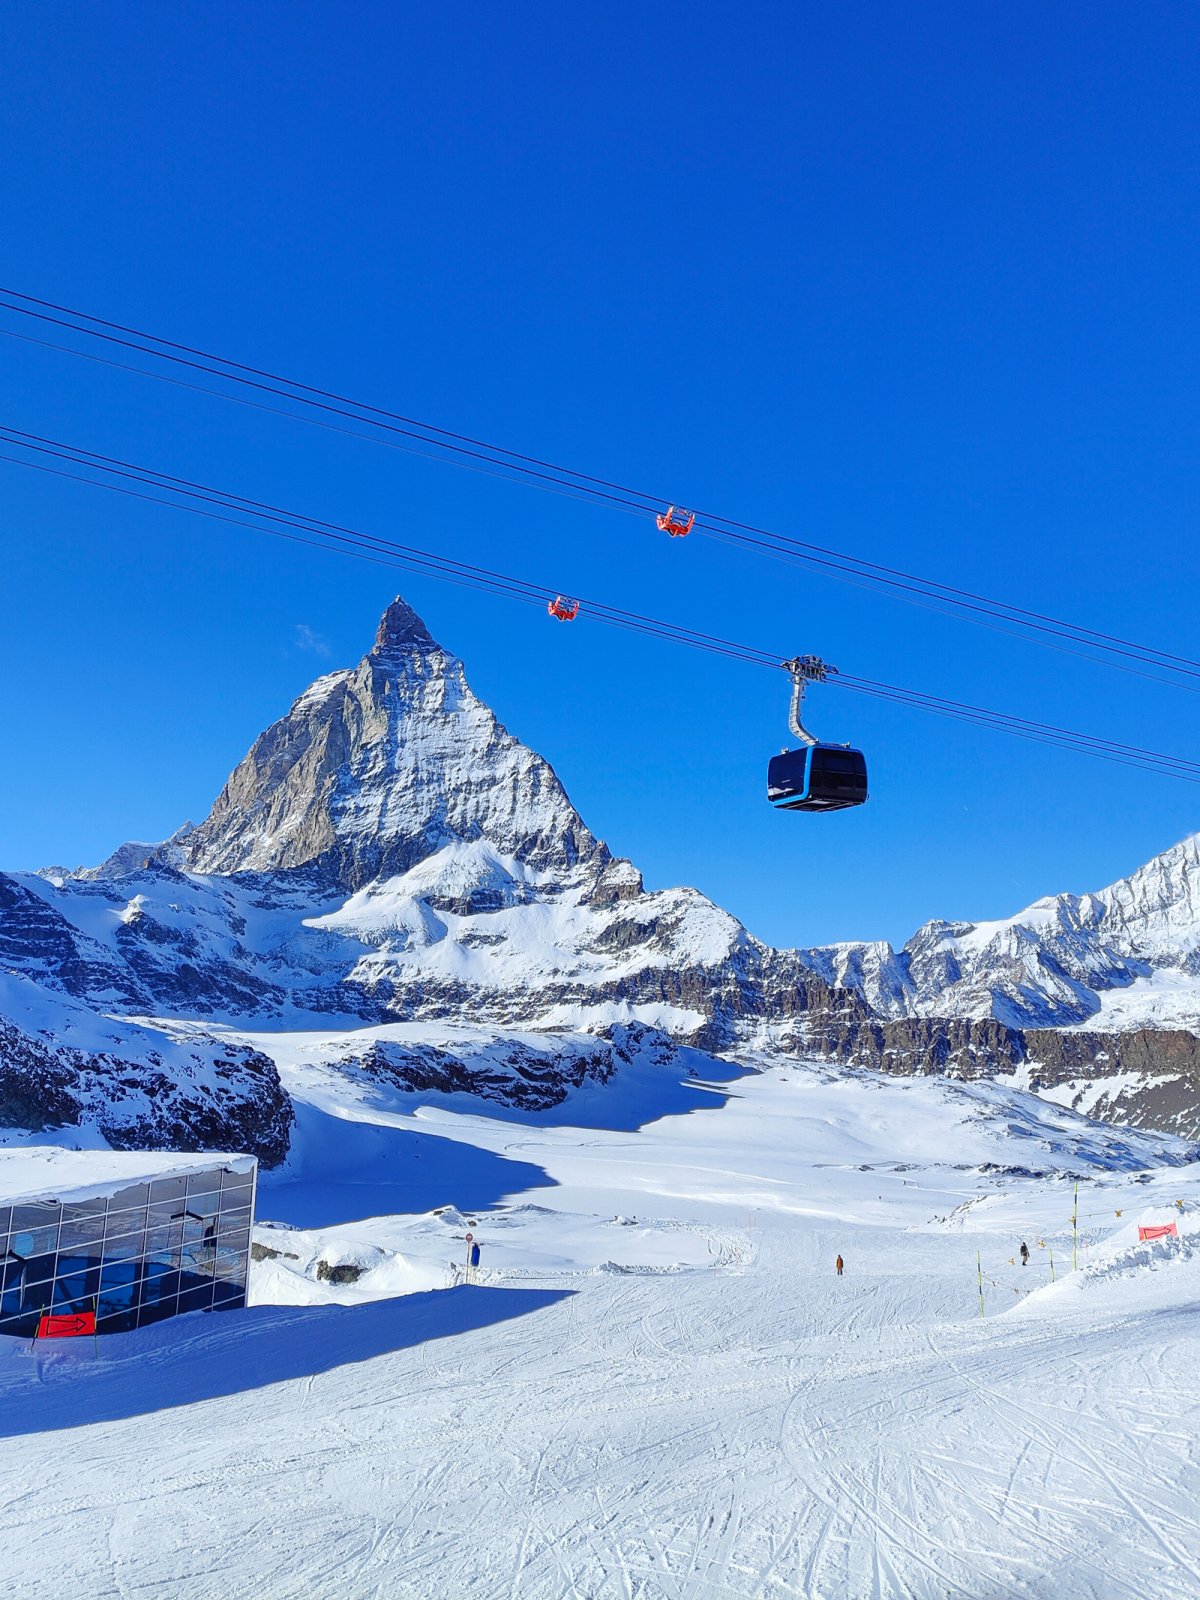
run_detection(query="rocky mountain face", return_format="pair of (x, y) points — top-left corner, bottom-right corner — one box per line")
(184, 599), (605, 887)
(0, 971), (292, 1166)
(4, 594), (1200, 1161)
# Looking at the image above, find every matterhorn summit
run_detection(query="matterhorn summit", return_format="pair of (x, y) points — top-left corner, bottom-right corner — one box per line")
(184, 597), (607, 888)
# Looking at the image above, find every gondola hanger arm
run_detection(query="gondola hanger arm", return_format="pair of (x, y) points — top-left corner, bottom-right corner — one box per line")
(781, 655), (836, 747)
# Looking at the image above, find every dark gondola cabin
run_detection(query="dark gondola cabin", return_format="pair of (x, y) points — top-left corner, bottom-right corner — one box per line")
(767, 744), (868, 812)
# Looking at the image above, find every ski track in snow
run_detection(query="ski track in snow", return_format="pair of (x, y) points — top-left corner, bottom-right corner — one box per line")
(2, 1062), (1200, 1598)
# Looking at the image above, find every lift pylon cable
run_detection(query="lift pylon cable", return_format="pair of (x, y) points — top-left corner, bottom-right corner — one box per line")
(2, 286), (1199, 687)
(3, 427), (1199, 787)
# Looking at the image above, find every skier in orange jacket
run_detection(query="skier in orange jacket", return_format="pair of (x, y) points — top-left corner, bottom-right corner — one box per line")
(836, 1255), (844, 1277)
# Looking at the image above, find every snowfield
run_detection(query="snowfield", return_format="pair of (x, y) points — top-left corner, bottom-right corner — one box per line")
(2, 1056), (1199, 1599)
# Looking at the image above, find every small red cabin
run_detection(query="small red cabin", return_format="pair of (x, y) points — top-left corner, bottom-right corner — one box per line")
(656, 505), (695, 537)
(547, 595), (580, 621)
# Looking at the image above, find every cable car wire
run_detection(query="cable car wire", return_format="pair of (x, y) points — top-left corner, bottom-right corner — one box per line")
(2, 286), (1199, 688)
(2, 424), (1198, 786)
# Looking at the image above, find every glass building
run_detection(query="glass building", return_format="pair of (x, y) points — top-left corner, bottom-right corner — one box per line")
(0, 1150), (257, 1338)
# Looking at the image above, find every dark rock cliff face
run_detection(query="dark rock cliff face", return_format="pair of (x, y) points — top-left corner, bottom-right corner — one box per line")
(799, 1012), (1200, 1139)
(0, 1015), (293, 1167)
(1021, 1028), (1200, 1141)
(0, 873), (141, 1006)
(335, 1026), (673, 1112)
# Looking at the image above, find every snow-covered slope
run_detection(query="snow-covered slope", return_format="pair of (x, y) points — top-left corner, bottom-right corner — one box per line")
(0, 969), (291, 1164)
(3, 1055), (1198, 1599)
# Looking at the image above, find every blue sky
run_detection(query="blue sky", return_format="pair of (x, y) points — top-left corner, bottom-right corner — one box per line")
(1, 3), (1198, 948)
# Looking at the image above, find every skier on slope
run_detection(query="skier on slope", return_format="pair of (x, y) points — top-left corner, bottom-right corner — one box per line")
(835, 1254), (844, 1277)
(1019, 1241), (1029, 1266)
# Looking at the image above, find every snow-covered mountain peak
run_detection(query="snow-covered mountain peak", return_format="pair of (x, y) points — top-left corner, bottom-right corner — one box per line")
(39, 822), (198, 885)
(1097, 832), (1200, 952)
(8, 588), (1200, 1160)
(182, 594), (608, 890)
(810, 830), (1200, 1032)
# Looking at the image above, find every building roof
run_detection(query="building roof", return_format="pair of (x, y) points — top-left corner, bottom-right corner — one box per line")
(0, 1147), (255, 1207)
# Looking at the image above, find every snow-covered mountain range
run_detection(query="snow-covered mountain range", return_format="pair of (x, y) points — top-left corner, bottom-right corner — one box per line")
(803, 834), (1200, 1032)
(3, 594), (1200, 1161)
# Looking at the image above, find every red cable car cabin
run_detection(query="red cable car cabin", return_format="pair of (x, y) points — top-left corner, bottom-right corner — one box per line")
(656, 505), (695, 537)
(547, 595), (580, 621)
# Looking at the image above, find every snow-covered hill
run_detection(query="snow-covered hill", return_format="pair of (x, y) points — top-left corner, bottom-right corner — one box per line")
(4, 592), (1200, 1159)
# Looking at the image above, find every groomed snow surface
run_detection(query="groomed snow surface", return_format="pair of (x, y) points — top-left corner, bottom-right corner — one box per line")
(2, 1057), (1199, 1599)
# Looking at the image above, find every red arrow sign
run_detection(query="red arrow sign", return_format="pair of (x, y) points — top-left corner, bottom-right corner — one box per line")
(1138, 1222), (1178, 1242)
(37, 1310), (96, 1339)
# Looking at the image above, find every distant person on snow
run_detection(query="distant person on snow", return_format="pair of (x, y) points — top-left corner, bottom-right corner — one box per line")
(1019, 1241), (1029, 1266)
(836, 1255), (844, 1277)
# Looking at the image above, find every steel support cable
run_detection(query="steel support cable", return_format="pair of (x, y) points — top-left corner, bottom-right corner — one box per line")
(1, 452), (778, 683)
(0, 323), (670, 525)
(10, 316), (1199, 697)
(8, 425), (1198, 768)
(0, 287), (653, 500)
(9, 412), (1196, 707)
(16, 422), (1190, 757)
(0, 426), (789, 667)
(6, 314), (1199, 689)
(1, 432), (1198, 784)
(14, 443), (1168, 782)
(686, 509), (1200, 676)
(0, 438), (781, 681)
(832, 675), (1200, 773)
(686, 517), (1200, 683)
(0, 301), (660, 518)
(692, 519), (1200, 695)
(3, 286), (1199, 683)
(14, 307), (1188, 699)
(3, 428), (1195, 778)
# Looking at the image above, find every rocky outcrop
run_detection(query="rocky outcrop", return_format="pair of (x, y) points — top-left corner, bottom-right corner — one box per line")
(798, 1011), (1200, 1140)
(0, 1009), (293, 1166)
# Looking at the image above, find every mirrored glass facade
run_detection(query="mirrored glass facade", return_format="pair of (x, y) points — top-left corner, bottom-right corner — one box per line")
(0, 1159), (255, 1337)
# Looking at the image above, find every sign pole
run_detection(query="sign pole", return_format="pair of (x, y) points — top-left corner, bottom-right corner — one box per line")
(1072, 1182), (1079, 1273)
(976, 1249), (984, 1319)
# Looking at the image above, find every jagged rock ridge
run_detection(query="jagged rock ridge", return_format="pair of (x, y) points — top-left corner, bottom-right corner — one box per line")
(803, 833), (1200, 1032)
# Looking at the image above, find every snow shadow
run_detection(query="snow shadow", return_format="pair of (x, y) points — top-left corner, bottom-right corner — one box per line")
(434, 1061), (753, 1133)
(261, 1104), (557, 1227)
(264, 1062), (752, 1231)
(0, 1284), (571, 1437)
(313, 1054), (755, 1144)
